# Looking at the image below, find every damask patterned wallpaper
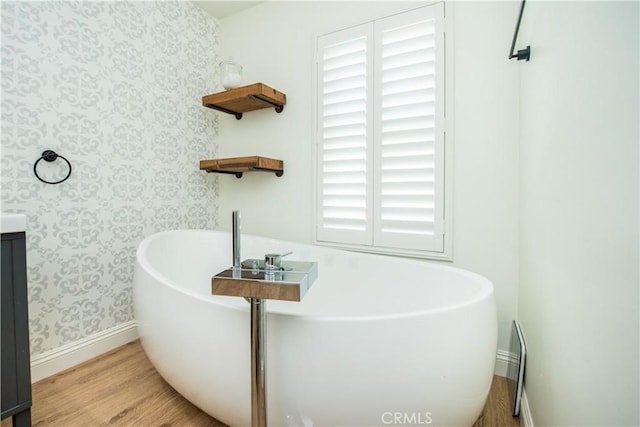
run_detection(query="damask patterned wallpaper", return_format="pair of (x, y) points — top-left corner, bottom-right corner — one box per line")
(1, 1), (220, 355)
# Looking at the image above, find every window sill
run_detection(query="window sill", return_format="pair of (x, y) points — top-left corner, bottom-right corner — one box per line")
(314, 240), (453, 262)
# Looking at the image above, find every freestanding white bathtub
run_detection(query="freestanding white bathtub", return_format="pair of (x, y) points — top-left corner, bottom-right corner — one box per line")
(134, 230), (497, 427)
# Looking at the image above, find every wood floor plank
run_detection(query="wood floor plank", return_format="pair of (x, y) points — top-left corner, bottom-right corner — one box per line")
(28, 341), (224, 427)
(472, 375), (521, 427)
(1, 341), (520, 426)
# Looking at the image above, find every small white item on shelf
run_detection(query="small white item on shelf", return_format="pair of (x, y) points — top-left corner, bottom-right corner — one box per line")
(220, 57), (243, 90)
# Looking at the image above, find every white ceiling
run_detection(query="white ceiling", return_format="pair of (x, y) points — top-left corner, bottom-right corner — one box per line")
(193, 1), (264, 18)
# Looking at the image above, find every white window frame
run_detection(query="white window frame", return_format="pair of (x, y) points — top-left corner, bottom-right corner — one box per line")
(314, 2), (453, 261)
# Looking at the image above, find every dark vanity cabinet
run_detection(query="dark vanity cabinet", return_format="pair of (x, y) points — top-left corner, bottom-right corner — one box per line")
(1, 231), (32, 426)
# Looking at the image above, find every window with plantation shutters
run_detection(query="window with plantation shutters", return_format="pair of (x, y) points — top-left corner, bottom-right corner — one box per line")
(316, 3), (449, 258)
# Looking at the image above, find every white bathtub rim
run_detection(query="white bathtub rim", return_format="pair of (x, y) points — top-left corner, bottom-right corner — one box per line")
(136, 229), (495, 322)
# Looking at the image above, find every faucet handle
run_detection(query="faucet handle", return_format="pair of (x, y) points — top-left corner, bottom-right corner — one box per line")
(264, 251), (292, 269)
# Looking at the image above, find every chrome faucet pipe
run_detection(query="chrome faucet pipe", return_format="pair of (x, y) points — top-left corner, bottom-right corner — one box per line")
(232, 210), (241, 269)
(250, 297), (267, 427)
(230, 211), (267, 427)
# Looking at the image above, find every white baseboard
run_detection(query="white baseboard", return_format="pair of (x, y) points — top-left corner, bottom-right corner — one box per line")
(494, 348), (515, 377)
(29, 332), (529, 411)
(519, 388), (534, 427)
(494, 350), (534, 427)
(30, 321), (138, 383)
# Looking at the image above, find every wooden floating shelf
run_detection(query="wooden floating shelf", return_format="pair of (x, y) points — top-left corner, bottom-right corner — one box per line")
(202, 83), (286, 120)
(199, 156), (284, 179)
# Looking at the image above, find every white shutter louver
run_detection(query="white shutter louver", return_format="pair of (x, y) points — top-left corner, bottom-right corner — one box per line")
(374, 6), (444, 251)
(317, 25), (373, 245)
(316, 3), (446, 255)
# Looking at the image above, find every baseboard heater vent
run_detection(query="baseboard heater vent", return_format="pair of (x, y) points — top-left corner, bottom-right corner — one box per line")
(507, 320), (527, 417)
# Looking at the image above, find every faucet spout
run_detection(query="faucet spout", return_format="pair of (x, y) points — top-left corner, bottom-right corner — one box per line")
(232, 210), (241, 269)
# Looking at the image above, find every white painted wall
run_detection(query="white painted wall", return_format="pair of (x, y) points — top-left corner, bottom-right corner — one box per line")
(518, 1), (639, 426)
(217, 1), (520, 353)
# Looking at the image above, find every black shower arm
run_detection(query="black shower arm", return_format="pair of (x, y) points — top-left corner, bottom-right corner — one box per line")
(509, 0), (531, 61)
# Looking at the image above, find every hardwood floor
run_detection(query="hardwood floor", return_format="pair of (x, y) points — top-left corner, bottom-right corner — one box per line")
(23, 341), (222, 427)
(472, 375), (520, 427)
(5, 340), (520, 426)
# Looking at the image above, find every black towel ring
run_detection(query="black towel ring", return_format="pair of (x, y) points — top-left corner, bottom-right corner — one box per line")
(33, 150), (72, 184)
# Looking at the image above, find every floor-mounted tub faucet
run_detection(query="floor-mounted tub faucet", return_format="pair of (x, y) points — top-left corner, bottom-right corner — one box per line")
(213, 210), (318, 427)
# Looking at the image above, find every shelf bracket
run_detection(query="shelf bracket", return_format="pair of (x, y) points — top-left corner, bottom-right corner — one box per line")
(204, 103), (243, 120)
(254, 167), (284, 177)
(204, 169), (244, 178)
(204, 168), (283, 178)
(248, 95), (284, 113)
